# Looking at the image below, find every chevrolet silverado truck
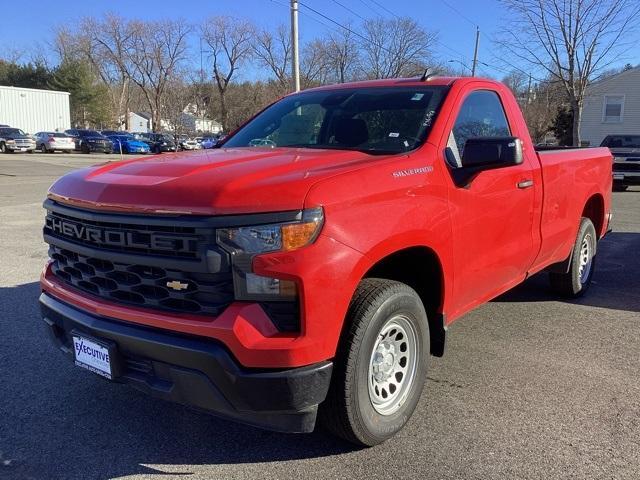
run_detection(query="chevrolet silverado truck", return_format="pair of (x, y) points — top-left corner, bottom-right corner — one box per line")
(40, 76), (612, 446)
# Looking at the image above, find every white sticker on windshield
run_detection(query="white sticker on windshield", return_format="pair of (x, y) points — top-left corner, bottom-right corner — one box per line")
(411, 93), (425, 101)
(389, 132), (400, 138)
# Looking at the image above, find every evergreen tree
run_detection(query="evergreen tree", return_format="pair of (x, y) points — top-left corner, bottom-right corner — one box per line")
(49, 60), (111, 128)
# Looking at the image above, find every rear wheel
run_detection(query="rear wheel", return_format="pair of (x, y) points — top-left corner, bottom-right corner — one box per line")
(320, 278), (429, 446)
(549, 217), (597, 297)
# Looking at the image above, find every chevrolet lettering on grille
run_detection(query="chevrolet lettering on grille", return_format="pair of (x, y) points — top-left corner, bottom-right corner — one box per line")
(45, 214), (197, 252)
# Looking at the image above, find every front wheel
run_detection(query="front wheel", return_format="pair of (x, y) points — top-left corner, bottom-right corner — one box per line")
(549, 217), (597, 297)
(320, 278), (429, 446)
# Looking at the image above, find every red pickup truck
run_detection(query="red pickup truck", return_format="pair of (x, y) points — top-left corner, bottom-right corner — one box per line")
(40, 76), (612, 446)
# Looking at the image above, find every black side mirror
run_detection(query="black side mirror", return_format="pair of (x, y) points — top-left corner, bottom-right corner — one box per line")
(448, 137), (523, 187)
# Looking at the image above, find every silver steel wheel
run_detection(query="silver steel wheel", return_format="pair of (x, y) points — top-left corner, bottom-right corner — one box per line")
(578, 233), (594, 284)
(368, 314), (419, 416)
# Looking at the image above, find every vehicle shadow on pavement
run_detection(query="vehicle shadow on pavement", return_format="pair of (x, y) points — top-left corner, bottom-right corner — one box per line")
(0, 282), (356, 480)
(493, 232), (640, 313)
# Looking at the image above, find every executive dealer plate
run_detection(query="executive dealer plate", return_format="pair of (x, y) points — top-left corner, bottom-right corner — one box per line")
(72, 335), (114, 379)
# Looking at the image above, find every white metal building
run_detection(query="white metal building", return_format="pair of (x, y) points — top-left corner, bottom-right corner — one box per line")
(0, 85), (71, 133)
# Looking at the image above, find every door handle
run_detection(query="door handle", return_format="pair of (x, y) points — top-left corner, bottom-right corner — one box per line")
(517, 179), (534, 189)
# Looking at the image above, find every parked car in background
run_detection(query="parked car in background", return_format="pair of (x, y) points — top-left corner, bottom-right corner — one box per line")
(133, 132), (177, 153)
(601, 134), (640, 191)
(100, 130), (128, 137)
(200, 137), (217, 149)
(181, 138), (200, 150)
(0, 127), (36, 153)
(65, 129), (113, 154)
(107, 134), (151, 154)
(34, 132), (75, 153)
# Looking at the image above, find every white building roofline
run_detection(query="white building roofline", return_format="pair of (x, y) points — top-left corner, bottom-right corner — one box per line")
(0, 85), (70, 96)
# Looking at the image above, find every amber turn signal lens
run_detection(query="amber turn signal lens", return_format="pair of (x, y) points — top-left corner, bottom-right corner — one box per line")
(282, 221), (321, 251)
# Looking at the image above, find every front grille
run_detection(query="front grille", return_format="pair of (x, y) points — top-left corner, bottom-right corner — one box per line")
(614, 162), (640, 172)
(45, 210), (201, 258)
(43, 200), (301, 328)
(49, 245), (234, 316)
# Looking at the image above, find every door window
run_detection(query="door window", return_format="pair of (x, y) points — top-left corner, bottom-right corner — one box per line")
(448, 90), (511, 166)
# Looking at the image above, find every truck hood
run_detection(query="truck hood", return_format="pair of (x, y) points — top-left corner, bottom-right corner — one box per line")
(48, 147), (382, 215)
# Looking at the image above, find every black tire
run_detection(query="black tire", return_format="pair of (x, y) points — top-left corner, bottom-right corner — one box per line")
(613, 185), (628, 192)
(0, 142), (6, 153)
(81, 143), (90, 154)
(549, 217), (597, 298)
(320, 278), (429, 446)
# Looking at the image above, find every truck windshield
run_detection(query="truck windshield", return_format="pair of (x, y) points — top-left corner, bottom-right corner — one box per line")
(0, 128), (26, 136)
(601, 135), (640, 148)
(223, 86), (448, 155)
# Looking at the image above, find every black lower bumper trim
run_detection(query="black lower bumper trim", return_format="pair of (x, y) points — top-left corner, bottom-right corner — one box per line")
(40, 293), (333, 433)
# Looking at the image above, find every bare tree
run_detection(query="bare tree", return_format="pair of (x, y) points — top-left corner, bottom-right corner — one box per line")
(201, 16), (255, 131)
(360, 17), (437, 79)
(300, 39), (331, 88)
(125, 20), (192, 131)
(253, 24), (291, 92)
(162, 76), (199, 139)
(498, 0), (640, 145)
(77, 15), (137, 130)
(325, 27), (360, 83)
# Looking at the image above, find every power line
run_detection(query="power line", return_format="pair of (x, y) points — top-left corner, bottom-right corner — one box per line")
(354, 0), (384, 17)
(440, 0), (478, 28)
(365, 0), (400, 18)
(328, 0), (367, 22)
(437, 0), (546, 82)
(297, 1), (396, 55)
(269, 0), (342, 35)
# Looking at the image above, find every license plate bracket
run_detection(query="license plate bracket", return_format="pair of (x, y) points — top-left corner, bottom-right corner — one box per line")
(71, 331), (122, 380)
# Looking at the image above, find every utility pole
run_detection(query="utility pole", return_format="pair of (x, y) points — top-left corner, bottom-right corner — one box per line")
(290, 0), (301, 92)
(471, 26), (480, 77)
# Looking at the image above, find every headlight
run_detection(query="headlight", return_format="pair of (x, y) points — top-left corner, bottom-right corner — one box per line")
(217, 208), (323, 301)
(7, 139), (16, 144)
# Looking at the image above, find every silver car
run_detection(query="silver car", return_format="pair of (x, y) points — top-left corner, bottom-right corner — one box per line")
(34, 132), (76, 153)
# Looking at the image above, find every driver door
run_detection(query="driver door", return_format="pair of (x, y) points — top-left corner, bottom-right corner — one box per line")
(445, 89), (537, 315)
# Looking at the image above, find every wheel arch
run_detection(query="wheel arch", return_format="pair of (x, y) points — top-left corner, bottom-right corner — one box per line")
(582, 193), (605, 239)
(362, 245), (447, 357)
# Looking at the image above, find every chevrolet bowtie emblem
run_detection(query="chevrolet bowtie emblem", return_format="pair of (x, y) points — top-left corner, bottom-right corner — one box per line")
(166, 280), (189, 291)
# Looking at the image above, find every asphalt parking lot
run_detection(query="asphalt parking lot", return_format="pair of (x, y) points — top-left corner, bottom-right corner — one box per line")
(1, 152), (639, 480)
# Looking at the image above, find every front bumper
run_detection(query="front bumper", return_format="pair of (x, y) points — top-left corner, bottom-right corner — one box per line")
(613, 170), (640, 186)
(81, 142), (112, 152)
(6, 143), (35, 151)
(40, 292), (333, 433)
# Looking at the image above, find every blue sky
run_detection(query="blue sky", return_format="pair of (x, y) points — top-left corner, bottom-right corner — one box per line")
(1, 0), (639, 81)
